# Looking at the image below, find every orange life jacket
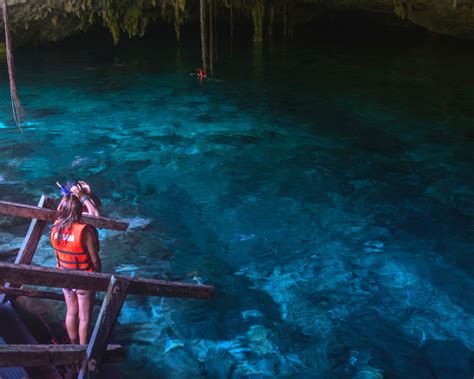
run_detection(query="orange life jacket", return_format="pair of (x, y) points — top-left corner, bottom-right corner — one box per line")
(50, 223), (94, 272)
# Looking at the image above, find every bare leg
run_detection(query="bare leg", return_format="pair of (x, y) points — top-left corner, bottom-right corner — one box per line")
(62, 289), (79, 344)
(77, 289), (95, 344)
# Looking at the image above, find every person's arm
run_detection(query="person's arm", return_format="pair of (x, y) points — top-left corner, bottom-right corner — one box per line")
(81, 196), (100, 217)
(83, 226), (101, 273)
(71, 185), (100, 217)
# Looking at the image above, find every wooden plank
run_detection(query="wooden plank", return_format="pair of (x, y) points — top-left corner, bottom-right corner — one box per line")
(0, 249), (19, 258)
(15, 195), (54, 265)
(78, 277), (129, 379)
(0, 344), (124, 367)
(0, 196), (53, 304)
(0, 304), (63, 378)
(0, 337), (28, 379)
(0, 263), (215, 299)
(0, 286), (103, 305)
(0, 286), (64, 302)
(0, 200), (129, 231)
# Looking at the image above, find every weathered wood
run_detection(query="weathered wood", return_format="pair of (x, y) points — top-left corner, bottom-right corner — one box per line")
(78, 277), (129, 379)
(0, 196), (53, 304)
(0, 286), (103, 305)
(0, 200), (129, 231)
(0, 263), (215, 299)
(0, 286), (64, 302)
(0, 248), (19, 258)
(15, 196), (54, 266)
(0, 344), (124, 367)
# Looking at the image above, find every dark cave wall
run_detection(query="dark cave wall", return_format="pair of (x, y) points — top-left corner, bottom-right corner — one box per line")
(2, 0), (474, 45)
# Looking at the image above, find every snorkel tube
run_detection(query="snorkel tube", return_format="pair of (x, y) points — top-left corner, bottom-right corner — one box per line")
(56, 181), (72, 196)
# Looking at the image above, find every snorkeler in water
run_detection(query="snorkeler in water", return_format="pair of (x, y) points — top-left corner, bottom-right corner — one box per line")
(190, 67), (207, 81)
(196, 68), (207, 80)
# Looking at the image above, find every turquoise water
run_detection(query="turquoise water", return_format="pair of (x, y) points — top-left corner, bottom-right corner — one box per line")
(0, 34), (474, 378)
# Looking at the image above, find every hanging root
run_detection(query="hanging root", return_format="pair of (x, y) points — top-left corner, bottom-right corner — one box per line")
(209, 0), (215, 75)
(251, 1), (264, 44)
(268, 5), (274, 38)
(200, 0), (208, 72)
(2, 1), (24, 133)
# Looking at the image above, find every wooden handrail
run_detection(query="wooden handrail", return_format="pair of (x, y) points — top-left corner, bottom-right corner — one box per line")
(0, 286), (103, 304)
(0, 285), (65, 302)
(0, 195), (55, 304)
(0, 344), (124, 367)
(0, 200), (128, 231)
(0, 263), (215, 299)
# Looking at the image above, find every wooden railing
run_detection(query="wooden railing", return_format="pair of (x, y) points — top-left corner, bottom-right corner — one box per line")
(0, 199), (128, 231)
(0, 263), (214, 299)
(0, 196), (215, 378)
(0, 344), (124, 367)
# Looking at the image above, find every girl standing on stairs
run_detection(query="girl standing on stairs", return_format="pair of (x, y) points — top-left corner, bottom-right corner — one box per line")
(50, 181), (101, 344)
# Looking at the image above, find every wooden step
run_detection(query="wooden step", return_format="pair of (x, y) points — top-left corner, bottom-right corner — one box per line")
(0, 344), (124, 367)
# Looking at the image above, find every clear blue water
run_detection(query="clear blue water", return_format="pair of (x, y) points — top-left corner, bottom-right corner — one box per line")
(0, 34), (473, 378)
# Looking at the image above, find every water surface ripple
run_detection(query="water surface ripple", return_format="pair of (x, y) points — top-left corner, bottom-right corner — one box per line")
(0, 38), (473, 378)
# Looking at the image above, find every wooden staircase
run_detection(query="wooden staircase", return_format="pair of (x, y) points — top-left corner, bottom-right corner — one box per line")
(0, 196), (215, 378)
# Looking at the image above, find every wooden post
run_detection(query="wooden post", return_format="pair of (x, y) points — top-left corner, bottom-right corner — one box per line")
(78, 276), (129, 379)
(15, 196), (54, 266)
(0, 195), (53, 304)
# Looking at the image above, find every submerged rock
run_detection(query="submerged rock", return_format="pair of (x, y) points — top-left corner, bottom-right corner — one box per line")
(353, 367), (384, 379)
(241, 309), (264, 319)
(421, 340), (474, 378)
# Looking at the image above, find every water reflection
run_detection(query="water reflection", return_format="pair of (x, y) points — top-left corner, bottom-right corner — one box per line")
(0, 37), (473, 377)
